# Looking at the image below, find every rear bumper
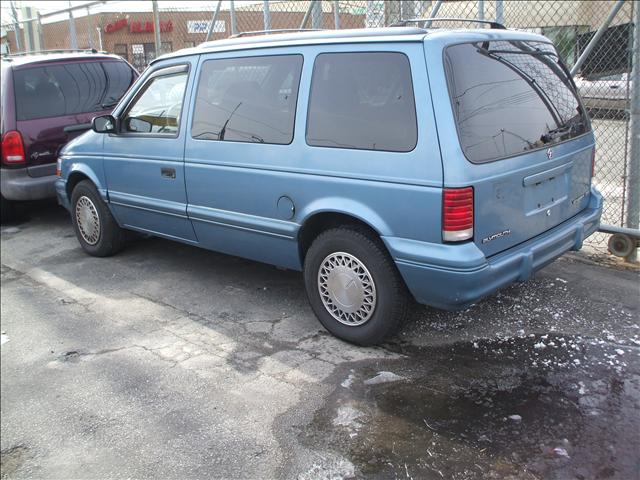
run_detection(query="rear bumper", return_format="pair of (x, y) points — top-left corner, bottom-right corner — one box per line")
(1, 167), (57, 201)
(385, 187), (603, 310)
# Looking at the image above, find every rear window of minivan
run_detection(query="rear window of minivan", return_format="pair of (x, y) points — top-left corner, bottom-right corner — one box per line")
(444, 40), (589, 163)
(14, 61), (135, 121)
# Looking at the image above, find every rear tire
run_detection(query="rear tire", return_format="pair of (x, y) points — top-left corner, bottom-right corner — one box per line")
(303, 226), (408, 346)
(70, 180), (125, 257)
(0, 195), (15, 223)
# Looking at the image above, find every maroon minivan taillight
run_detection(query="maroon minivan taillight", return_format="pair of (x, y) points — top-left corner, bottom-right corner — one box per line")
(443, 187), (474, 242)
(1, 130), (26, 165)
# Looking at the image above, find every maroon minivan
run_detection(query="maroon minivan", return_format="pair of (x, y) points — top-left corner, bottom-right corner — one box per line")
(1, 51), (137, 220)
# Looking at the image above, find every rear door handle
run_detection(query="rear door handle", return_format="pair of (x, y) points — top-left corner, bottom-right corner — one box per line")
(161, 167), (176, 179)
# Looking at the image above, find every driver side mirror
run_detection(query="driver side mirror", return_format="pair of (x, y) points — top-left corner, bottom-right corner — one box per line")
(92, 115), (116, 133)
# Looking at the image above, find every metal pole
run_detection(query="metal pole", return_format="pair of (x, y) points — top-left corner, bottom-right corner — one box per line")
(96, 27), (103, 51)
(263, 0), (271, 31)
(300, 0), (316, 29)
(477, 0), (485, 26)
(68, 0), (78, 49)
(570, 0), (625, 76)
(152, 0), (162, 55)
(86, 6), (94, 49)
(205, 0), (223, 42)
(425, 0), (443, 28)
(625, 2), (640, 262)
(10, 0), (23, 52)
(495, 0), (504, 25)
(311, 0), (322, 29)
(333, 0), (340, 29)
(230, 0), (237, 36)
(37, 12), (45, 50)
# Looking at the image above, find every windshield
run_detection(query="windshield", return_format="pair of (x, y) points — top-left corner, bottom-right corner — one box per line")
(444, 40), (589, 163)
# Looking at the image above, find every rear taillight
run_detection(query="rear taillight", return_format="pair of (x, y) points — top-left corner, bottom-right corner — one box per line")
(1, 130), (26, 165)
(443, 187), (474, 242)
(56, 157), (62, 176)
(591, 147), (596, 178)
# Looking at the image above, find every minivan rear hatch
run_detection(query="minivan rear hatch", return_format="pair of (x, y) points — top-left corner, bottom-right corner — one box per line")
(442, 39), (593, 257)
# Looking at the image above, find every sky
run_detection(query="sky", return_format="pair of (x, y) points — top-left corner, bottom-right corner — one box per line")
(1, 1), (264, 25)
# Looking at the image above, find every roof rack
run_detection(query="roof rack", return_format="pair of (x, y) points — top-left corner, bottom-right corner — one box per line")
(230, 28), (325, 38)
(391, 17), (506, 30)
(2, 48), (103, 58)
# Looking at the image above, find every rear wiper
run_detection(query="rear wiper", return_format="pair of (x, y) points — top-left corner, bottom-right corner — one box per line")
(540, 122), (582, 144)
(483, 49), (557, 58)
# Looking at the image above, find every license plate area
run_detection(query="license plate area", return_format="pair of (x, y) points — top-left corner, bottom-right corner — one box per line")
(523, 163), (571, 217)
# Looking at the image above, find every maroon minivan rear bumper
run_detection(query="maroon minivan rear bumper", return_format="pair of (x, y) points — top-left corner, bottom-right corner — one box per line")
(1, 167), (57, 201)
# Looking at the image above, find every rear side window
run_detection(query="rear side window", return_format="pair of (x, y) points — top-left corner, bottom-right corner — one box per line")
(306, 52), (417, 152)
(191, 55), (303, 145)
(13, 61), (135, 121)
(444, 41), (589, 163)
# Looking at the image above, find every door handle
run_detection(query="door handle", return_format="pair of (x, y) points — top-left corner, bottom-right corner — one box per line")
(161, 167), (176, 179)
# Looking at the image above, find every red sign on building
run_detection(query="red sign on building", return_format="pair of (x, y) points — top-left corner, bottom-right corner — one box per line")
(104, 18), (173, 34)
(104, 18), (127, 34)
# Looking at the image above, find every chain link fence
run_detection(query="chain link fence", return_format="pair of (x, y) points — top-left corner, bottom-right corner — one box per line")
(2, 0), (637, 258)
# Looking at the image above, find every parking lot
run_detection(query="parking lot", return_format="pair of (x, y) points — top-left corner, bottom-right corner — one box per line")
(1, 202), (639, 479)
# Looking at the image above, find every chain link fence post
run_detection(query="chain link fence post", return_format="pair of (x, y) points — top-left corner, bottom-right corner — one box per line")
(263, 0), (271, 31)
(67, 1), (78, 49)
(10, 0), (23, 52)
(152, 0), (161, 55)
(625, 1), (640, 262)
(229, 0), (237, 36)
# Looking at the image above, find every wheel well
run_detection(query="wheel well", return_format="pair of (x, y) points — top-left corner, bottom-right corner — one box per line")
(298, 212), (382, 264)
(66, 172), (90, 200)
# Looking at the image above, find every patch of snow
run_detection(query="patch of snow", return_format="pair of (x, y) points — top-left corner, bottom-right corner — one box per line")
(333, 405), (364, 428)
(340, 373), (355, 389)
(615, 349), (625, 356)
(364, 371), (404, 385)
(0, 333), (8, 345)
(553, 447), (570, 458)
(508, 414), (522, 422)
(534, 342), (546, 350)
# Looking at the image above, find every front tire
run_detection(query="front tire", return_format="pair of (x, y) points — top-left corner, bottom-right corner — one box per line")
(303, 226), (408, 346)
(70, 180), (125, 257)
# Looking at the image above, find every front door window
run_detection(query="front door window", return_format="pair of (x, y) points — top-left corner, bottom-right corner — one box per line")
(122, 70), (188, 135)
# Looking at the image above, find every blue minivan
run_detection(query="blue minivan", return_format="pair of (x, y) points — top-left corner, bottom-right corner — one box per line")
(55, 26), (602, 345)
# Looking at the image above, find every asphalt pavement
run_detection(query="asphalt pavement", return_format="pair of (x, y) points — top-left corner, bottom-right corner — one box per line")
(1, 202), (639, 479)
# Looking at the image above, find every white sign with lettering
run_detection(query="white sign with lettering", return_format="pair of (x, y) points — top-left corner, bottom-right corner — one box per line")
(187, 20), (225, 34)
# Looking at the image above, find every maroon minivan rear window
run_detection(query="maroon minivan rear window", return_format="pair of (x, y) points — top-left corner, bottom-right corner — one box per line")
(14, 60), (135, 121)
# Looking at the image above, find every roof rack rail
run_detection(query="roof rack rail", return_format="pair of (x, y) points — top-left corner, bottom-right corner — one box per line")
(391, 17), (506, 30)
(230, 28), (325, 38)
(2, 48), (103, 58)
